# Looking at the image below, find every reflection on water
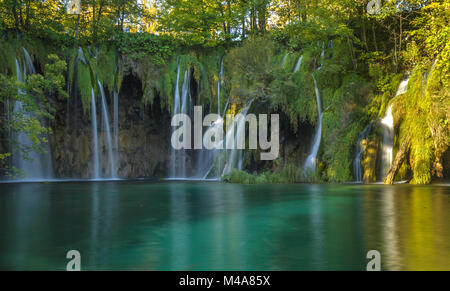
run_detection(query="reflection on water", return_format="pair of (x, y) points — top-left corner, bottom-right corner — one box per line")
(0, 182), (448, 270)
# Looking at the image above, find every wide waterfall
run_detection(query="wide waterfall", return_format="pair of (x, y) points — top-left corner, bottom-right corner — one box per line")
(91, 88), (100, 179)
(303, 73), (323, 172)
(11, 49), (54, 181)
(98, 81), (117, 178)
(379, 76), (410, 180)
(168, 57), (254, 180)
(353, 123), (373, 182)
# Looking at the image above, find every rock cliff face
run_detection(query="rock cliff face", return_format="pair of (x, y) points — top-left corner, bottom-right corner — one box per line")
(49, 72), (172, 179)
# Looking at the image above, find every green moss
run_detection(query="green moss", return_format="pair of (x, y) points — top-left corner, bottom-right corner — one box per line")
(76, 61), (94, 113)
(96, 46), (116, 93)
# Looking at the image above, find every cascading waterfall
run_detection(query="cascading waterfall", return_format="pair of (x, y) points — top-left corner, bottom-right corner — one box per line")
(168, 58), (253, 180)
(303, 73), (323, 172)
(169, 64), (191, 178)
(379, 76), (410, 180)
(353, 123), (373, 182)
(294, 55), (303, 73)
(221, 100), (254, 176)
(380, 106), (394, 180)
(98, 81), (117, 178)
(91, 88), (100, 179)
(317, 46), (325, 71)
(11, 49), (54, 180)
(195, 59), (226, 179)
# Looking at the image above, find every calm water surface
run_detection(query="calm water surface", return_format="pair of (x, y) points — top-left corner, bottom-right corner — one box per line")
(0, 181), (449, 270)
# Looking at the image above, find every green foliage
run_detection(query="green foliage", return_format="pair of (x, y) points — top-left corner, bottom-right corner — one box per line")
(96, 46), (116, 93)
(76, 60), (94, 113)
(395, 60), (449, 184)
(115, 33), (176, 65)
(321, 74), (371, 182)
(0, 53), (67, 176)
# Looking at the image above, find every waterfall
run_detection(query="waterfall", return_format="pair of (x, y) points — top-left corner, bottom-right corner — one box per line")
(221, 100), (254, 176)
(196, 59), (226, 179)
(98, 81), (116, 178)
(303, 74), (323, 172)
(380, 106), (394, 180)
(169, 64), (190, 178)
(395, 78), (410, 97)
(11, 49), (54, 181)
(317, 47), (325, 71)
(294, 55), (303, 73)
(379, 76), (410, 180)
(281, 53), (289, 67)
(353, 123), (373, 182)
(91, 88), (100, 179)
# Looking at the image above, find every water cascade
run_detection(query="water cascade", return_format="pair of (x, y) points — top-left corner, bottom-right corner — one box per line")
(303, 74), (323, 172)
(294, 55), (303, 73)
(91, 88), (100, 179)
(221, 100), (254, 176)
(169, 64), (191, 178)
(196, 59), (226, 179)
(98, 81), (117, 178)
(379, 77), (410, 180)
(281, 53), (289, 67)
(11, 49), (54, 181)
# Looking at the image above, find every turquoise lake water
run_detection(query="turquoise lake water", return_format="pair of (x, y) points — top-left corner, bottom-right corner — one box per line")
(0, 181), (449, 270)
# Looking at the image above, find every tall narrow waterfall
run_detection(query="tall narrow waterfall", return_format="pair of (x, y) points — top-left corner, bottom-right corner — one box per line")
(98, 81), (117, 178)
(294, 55), (303, 73)
(11, 49), (54, 181)
(379, 77), (410, 180)
(353, 123), (373, 182)
(281, 53), (289, 67)
(169, 64), (191, 178)
(91, 88), (100, 179)
(303, 74), (323, 172)
(380, 106), (394, 180)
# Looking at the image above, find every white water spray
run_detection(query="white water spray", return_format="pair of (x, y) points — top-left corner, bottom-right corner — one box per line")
(304, 74), (323, 172)
(98, 81), (116, 178)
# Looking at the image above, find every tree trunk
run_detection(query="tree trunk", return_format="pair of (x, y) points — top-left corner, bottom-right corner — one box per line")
(372, 22), (378, 51)
(384, 135), (410, 185)
(75, 13), (81, 39)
